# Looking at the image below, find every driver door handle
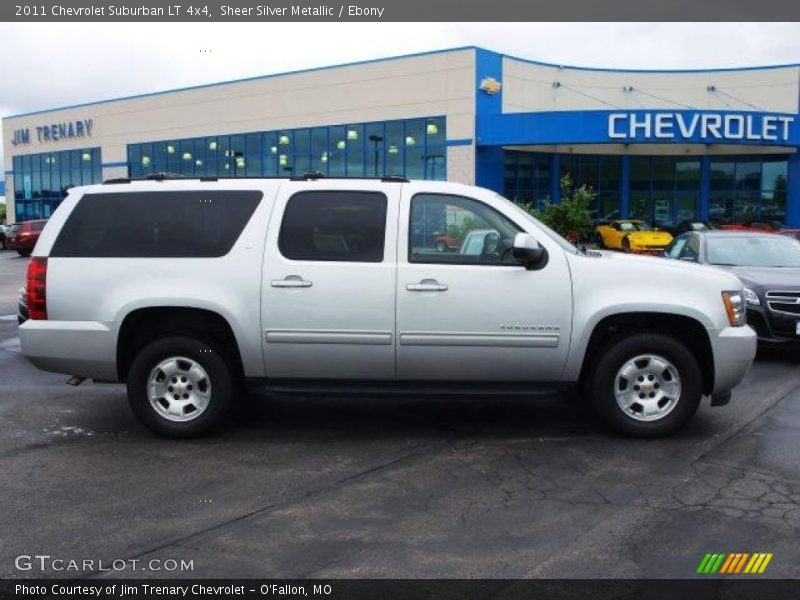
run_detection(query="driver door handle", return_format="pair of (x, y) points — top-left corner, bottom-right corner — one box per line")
(406, 279), (448, 292)
(271, 275), (313, 288)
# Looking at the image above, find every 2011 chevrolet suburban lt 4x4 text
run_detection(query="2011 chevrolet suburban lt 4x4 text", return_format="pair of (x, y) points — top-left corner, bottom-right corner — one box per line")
(19, 176), (757, 438)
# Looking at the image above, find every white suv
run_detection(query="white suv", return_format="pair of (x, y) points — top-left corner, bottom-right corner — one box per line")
(19, 175), (756, 438)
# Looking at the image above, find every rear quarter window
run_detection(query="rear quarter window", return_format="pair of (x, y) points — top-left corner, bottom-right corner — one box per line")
(50, 190), (262, 258)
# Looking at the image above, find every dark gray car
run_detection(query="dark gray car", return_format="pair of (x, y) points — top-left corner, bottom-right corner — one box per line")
(663, 231), (800, 346)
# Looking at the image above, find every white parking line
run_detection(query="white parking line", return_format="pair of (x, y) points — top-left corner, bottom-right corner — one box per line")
(0, 314), (18, 321)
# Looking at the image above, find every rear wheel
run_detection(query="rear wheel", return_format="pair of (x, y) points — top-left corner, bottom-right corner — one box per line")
(17, 249), (31, 257)
(589, 332), (702, 437)
(127, 336), (234, 437)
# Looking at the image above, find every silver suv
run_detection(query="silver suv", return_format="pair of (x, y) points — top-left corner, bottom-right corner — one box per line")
(19, 176), (757, 438)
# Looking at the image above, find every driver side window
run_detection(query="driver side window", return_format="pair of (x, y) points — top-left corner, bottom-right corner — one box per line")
(409, 193), (522, 265)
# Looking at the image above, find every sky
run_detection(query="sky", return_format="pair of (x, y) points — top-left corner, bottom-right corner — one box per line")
(2, 21), (800, 176)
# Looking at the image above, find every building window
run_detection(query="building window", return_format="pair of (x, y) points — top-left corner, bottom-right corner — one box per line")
(12, 147), (101, 222)
(503, 151), (552, 208)
(559, 154), (623, 220)
(709, 157), (787, 224)
(628, 157), (700, 226)
(126, 116), (447, 182)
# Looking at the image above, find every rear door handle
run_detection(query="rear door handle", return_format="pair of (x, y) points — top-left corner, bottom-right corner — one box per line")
(270, 275), (312, 288)
(406, 279), (448, 292)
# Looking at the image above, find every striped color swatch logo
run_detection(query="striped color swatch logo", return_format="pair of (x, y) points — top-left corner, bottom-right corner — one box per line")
(696, 553), (773, 574)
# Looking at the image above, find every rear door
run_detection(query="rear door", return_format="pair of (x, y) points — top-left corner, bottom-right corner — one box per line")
(262, 182), (399, 379)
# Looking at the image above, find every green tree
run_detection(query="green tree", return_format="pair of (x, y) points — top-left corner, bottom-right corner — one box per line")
(518, 174), (595, 242)
(0, 202), (6, 224)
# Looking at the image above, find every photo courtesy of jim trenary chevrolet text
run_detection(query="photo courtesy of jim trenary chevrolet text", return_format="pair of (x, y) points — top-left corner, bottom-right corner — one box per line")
(2, 2), (800, 599)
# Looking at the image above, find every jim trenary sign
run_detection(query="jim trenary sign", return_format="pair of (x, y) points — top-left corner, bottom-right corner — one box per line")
(608, 112), (795, 143)
(11, 119), (94, 146)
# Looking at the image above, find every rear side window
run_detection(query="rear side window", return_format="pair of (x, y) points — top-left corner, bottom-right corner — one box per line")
(278, 191), (387, 262)
(51, 191), (262, 258)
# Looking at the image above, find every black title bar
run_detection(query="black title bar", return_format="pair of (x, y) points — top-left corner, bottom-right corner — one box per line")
(4, 0), (800, 21)
(3, 580), (800, 600)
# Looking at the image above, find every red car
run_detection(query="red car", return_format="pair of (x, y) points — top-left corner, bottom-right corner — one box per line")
(718, 221), (781, 232)
(4, 220), (47, 257)
(778, 228), (800, 241)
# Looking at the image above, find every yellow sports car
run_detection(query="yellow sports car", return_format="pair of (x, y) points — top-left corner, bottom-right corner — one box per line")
(595, 220), (673, 254)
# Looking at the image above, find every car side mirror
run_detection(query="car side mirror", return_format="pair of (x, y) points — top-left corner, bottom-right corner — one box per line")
(513, 233), (546, 270)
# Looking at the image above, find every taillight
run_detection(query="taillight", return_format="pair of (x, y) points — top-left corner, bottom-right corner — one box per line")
(26, 257), (48, 320)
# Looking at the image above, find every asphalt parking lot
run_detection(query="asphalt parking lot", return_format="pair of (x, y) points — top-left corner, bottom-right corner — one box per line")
(1, 250), (800, 579)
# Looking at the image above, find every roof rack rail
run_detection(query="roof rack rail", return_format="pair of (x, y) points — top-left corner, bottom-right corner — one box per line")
(145, 172), (188, 181)
(103, 174), (412, 184)
(291, 170), (326, 181)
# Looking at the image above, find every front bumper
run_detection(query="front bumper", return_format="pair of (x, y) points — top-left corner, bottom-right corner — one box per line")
(19, 319), (119, 381)
(746, 305), (800, 346)
(710, 325), (758, 394)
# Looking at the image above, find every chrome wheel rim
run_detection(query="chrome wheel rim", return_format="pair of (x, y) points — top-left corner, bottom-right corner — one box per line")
(147, 356), (212, 422)
(614, 354), (681, 422)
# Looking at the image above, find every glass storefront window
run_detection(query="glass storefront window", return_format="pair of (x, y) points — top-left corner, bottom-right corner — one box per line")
(710, 161), (734, 190)
(675, 160), (700, 191)
(735, 161), (761, 191)
(710, 157), (789, 223)
(504, 151), (553, 207)
(762, 159), (787, 192)
(11, 146), (101, 221)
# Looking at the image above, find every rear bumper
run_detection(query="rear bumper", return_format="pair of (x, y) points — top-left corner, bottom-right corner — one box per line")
(19, 320), (119, 381)
(4, 238), (35, 251)
(710, 325), (757, 395)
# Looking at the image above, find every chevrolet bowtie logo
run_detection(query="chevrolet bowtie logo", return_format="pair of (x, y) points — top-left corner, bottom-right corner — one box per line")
(697, 552), (773, 574)
(479, 77), (502, 95)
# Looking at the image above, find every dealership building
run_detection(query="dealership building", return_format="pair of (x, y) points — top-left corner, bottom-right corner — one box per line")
(3, 46), (800, 226)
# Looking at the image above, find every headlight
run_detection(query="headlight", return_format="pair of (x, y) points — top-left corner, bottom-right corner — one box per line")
(722, 291), (747, 327)
(743, 287), (760, 306)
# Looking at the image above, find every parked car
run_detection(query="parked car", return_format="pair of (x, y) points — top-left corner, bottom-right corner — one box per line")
(595, 220), (673, 254)
(0, 224), (9, 250)
(663, 231), (800, 347)
(718, 221), (782, 232)
(660, 220), (718, 237)
(4, 219), (47, 256)
(433, 233), (459, 252)
(778, 228), (800, 242)
(19, 177), (755, 439)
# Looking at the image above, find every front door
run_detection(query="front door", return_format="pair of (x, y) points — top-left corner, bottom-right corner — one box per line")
(396, 190), (573, 381)
(262, 183), (398, 379)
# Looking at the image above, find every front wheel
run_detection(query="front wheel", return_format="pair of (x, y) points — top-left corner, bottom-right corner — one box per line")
(621, 237), (631, 253)
(589, 332), (702, 437)
(127, 336), (234, 437)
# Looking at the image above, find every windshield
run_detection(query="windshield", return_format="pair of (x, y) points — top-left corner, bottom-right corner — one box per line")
(495, 194), (580, 254)
(707, 235), (800, 268)
(619, 222), (649, 232)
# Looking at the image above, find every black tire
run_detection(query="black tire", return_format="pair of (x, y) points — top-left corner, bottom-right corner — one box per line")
(621, 237), (631, 253)
(589, 332), (702, 438)
(17, 249), (31, 257)
(127, 336), (234, 438)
